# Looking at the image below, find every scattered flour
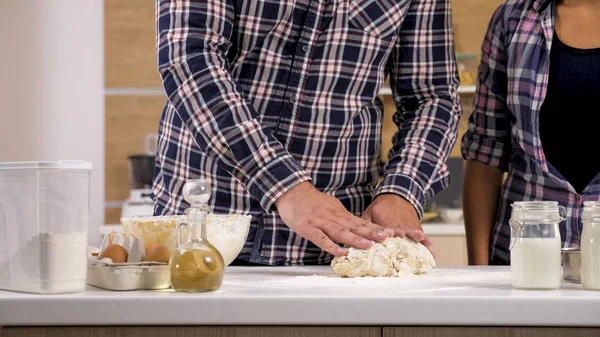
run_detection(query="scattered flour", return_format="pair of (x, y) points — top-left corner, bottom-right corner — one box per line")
(222, 266), (510, 292)
(262, 268), (505, 287)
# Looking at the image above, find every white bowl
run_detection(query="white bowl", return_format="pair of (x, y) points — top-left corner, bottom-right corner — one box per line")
(121, 214), (252, 266)
(437, 208), (463, 223)
(205, 214), (252, 266)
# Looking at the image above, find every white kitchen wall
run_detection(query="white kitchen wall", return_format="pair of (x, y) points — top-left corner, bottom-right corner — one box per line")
(0, 0), (105, 245)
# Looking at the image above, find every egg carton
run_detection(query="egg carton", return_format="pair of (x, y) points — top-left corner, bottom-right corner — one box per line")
(95, 231), (145, 264)
(86, 233), (171, 291)
(87, 253), (171, 291)
(87, 264), (171, 291)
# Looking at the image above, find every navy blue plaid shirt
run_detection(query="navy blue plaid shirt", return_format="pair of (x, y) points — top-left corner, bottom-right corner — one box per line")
(153, 0), (462, 265)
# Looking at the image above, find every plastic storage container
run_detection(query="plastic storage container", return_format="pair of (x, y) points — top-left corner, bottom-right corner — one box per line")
(0, 160), (93, 294)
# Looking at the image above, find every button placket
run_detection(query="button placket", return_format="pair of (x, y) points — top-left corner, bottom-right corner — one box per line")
(277, 0), (321, 123)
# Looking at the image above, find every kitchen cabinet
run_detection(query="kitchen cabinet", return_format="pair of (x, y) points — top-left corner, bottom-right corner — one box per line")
(428, 235), (468, 266)
(2, 327), (380, 337)
(7, 327), (600, 337)
(105, 0), (160, 88)
(383, 327), (600, 337)
(104, 95), (165, 223)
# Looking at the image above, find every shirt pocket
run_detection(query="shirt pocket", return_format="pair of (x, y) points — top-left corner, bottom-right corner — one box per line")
(347, 0), (409, 39)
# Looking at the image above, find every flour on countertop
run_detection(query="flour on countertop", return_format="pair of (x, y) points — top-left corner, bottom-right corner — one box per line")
(222, 267), (510, 290)
(267, 268), (503, 286)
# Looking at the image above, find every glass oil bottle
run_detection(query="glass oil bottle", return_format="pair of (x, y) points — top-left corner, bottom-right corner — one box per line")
(169, 179), (225, 292)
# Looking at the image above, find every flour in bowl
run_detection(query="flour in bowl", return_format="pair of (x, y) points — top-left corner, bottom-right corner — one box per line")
(205, 214), (252, 265)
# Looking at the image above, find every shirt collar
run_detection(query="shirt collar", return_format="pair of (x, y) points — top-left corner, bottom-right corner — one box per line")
(533, 0), (553, 13)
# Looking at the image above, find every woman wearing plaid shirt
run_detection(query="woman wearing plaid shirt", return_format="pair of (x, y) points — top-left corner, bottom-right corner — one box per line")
(462, 0), (600, 265)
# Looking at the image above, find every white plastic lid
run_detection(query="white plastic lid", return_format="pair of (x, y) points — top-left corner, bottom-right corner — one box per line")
(0, 160), (93, 170)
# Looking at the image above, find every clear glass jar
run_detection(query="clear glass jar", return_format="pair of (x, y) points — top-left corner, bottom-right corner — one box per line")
(509, 201), (566, 289)
(581, 201), (600, 290)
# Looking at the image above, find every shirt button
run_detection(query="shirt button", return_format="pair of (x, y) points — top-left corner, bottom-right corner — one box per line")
(576, 195), (581, 201)
(289, 95), (297, 104)
(301, 45), (309, 52)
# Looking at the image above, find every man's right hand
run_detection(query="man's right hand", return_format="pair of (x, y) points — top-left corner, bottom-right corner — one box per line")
(274, 182), (395, 256)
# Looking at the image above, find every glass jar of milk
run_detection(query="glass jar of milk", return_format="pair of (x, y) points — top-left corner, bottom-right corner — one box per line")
(581, 201), (600, 290)
(509, 201), (566, 290)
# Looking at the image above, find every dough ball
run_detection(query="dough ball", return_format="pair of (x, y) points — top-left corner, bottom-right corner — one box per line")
(331, 237), (435, 277)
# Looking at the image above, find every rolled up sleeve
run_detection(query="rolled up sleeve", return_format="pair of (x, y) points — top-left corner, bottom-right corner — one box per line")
(461, 4), (512, 172)
(376, 0), (462, 219)
(156, 0), (311, 212)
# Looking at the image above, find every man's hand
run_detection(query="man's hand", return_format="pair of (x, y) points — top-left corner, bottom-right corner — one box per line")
(362, 194), (434, 248)
(275, 182), (396, 257)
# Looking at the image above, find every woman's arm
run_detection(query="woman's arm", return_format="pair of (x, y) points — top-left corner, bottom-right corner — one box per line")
(461, 3), (512, 264)
(463, 160), (503, 265)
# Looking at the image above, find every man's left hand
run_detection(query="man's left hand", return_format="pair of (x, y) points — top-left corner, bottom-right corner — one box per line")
(362, 194), (434, 248)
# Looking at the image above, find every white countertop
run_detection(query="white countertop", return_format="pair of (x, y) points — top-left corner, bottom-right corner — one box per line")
(422, 223), (465, 236)
(1, 266), (599, 326)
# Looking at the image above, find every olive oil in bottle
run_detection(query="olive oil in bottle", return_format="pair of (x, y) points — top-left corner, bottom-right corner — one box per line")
(169, 179), (225, 292)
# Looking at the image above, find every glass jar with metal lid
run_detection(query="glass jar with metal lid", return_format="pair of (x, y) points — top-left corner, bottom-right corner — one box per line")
(509, 201), (566, 289)
(581, 201), (600, 290)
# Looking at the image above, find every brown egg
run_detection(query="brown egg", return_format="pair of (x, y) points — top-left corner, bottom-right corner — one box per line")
(99, 244), (128, 263)
(144, 244), (171, 263)
(144, 242), (159, 257)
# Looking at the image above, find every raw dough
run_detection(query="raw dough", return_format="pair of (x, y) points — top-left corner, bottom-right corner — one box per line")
(331, 237), (435, 277)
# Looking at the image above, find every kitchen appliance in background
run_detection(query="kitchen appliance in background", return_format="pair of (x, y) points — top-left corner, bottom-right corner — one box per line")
(427, 158), (464, 223)
(121, 134), (158, 218)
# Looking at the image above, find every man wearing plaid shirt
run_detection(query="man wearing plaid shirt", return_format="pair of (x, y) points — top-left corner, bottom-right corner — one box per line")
(153, 0), (462, 266)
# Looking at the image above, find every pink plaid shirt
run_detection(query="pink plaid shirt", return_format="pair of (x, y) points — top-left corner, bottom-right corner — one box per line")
(462, 0), (600, 264)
